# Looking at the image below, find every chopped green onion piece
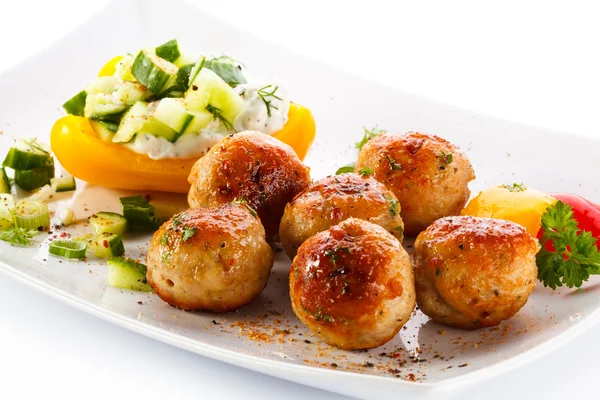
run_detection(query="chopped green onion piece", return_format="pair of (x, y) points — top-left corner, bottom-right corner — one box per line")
(49, 239), (87, 259)
(120, 196), (157, 232)
(13, 199), (50, 230)
(14, 158), (55, 191)
(335, 162), (356, 175)
(107, 257), (152, 292)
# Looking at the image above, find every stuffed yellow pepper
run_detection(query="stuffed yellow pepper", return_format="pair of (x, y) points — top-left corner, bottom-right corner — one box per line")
(52, 40), (316, 193)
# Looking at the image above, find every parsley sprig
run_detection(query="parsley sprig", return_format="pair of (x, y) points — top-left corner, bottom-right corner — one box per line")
(206, 104), (236, 132)
(537, 200), (600, 289)
(355, 126), (383, 151)
(257, 85), (282, 118)
(0, 227), (39, 246)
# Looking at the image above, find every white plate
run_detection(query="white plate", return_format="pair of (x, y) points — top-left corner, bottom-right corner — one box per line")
(1, 0), (599, 399)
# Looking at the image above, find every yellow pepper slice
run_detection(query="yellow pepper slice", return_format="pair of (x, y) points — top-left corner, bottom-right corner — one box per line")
(51, 103), (316, 193)
(98, 56), (123, 77)
(461, 184), (557, 236)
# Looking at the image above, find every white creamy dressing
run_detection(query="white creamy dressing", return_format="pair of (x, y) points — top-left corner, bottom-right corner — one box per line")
(125, 81), (290, 160)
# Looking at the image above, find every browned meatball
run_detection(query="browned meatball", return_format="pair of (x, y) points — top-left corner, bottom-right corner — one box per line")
(414, 216), (539, 329)
(355, 131), (475, 236)
(290, 218), (415, 350)
(187, 131), (311, 238)
(279, 173), (404, 259)
(146, 203), (274, 313)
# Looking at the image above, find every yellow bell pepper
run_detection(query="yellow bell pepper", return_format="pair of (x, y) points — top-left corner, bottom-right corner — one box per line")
(461, 184), (557, 237)
(51, 103), (315, 193)
(98, 56), (123, 77)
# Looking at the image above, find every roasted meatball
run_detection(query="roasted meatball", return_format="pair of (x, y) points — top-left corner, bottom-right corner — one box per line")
(146, 203), (274, 312)
(280, 173), (404, 259)
(355, 131), (475, 236)
(414, 216), (539, 329)
(290, 218), (415, 350)
(187, 131), (311, 238)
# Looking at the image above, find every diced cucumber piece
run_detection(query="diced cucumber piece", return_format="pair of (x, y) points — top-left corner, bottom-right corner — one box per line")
(63, 90), (87, 116)
(89, 211), (129, 235)
(176, 63), (195, 89)
(185, 68), (244, 124)
(51, 176), (76, 192)
(14, 158), (55, 191)
(205, 56), (247, 87)
(0, 194), (14, 230)
(113, 101), (149, 143)
(173, 52), (198, 68)
(114, 81), (150, 105)
(84, 93), (127, 119)
(155, 39), (180, 63)
(152, 98), (212, 139)
(107, 257), (152, 292)
(139, 117), (177, 142)
(0, 167), (10, 194)
(120, 195), (157, 232)
(3, 138), (51, 170)
(115, 54), (136, 81)
(86, 76), (120, 94)
(132, 50), (178, 94)
(89, 232), (125, 258)
(89, 119), (117, 142)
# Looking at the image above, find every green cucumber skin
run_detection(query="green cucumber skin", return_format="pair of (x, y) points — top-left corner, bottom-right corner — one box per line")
(91, 233), (125, 258)
(51, 176), (76, 192)
(187, 56), (206, 88)
(132, 52), (173, 94)
(63, 90), (88, 116)
(107, 257), (152, 292)
(155, 39), (181, 62)
(120, 195), (157, 232)
(14, 159), (55, 191)
(3, 146), (51, 170)
(0, 168), (10, 194)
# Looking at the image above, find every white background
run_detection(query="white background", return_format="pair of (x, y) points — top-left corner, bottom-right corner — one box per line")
(1, 0), (599, 399)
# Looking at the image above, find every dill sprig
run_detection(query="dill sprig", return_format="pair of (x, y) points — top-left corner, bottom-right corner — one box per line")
(257, 85), (282, 118)
(206, 104), (236, 132)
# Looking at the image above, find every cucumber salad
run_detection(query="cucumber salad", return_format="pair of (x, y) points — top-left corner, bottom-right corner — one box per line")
(63, 39), (290, 160)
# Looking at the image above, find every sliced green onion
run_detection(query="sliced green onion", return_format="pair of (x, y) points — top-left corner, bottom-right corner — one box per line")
(13, 199), (50, 230)
(3, 138), (51, 170)
(120, 196), (157, 232)
(14, 158), (55, 191)
(49, 239), (87, 259)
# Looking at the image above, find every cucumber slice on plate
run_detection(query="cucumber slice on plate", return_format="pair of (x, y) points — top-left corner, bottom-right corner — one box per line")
(0, 167), (11, 194)
(51, 176), (76, 192)
(86, 76), (120, 94)
(89, 211), (129, 235)
(155, 39), (180, 63)
(132, 50), (178, 94)
(113, 101), (149, 143)
(62, 90), (88, 116)
(114, 81), (150, 105)
(152, 98), (212, 139)
(89, 119), (118, 142)
(14, 158), (55, 191)
(107, 257), (152, 292)
(84, 93), (127, 119)
(184, 68), (244, 125)
(3, 138), (51, 170)
(89, 232), (125, 258)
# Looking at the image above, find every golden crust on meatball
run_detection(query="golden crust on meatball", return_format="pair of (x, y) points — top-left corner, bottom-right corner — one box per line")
(356, 131), (475, 236)
(414, 216), (539, 329)
(290, 218), (415, 350)
(187, 131), (311, 238)
(279, 173), (404, 259)
(146, 203), (274, 313)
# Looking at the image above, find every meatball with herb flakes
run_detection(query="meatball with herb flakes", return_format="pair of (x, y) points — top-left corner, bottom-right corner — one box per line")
(279, 173), (404, 259)
(356, 131), (475, 236)
(187, 131), (311, 239)
(414, 216), (539, 329)
(146, 203), (274, 313)
(290, 218), (415, 350)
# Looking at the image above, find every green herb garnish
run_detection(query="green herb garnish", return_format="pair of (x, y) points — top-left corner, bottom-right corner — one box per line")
(355, 126), (383, 151)
(385, 155), (402, 171)
(257, 84), (282, 118)
(500, 183), (526, 192)
(0, 227), (38, 246)
(206, 104), (236, 132)
(384, 194), (399, 217)
(335, 162), (356, 175)
(440, 150), (453, 164)
(182, 227), (197, 242)
(232, 197), (258, 217)
(324, 246), (351, 264)
(358, 167), (373, 176)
